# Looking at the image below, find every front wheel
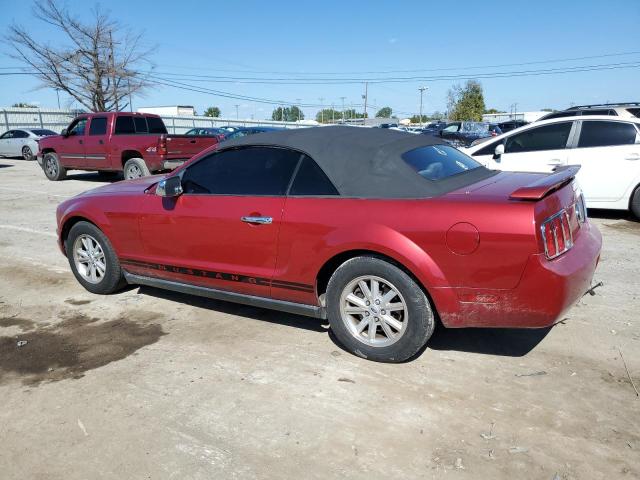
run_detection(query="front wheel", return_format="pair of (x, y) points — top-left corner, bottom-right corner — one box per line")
(65, 221), (125, 294)
(43, 152), (66, 181)
(326, 256), (435, 363)
(123, 158), (150, 180)
(631, 185), (640, 220)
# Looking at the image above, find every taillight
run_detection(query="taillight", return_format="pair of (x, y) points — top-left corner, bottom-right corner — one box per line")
(541, 210), (573, 259)
(158, 134), (167, 155)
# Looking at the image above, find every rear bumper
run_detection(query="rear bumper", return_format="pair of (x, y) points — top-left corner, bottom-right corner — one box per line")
(435, 222), (602, 328)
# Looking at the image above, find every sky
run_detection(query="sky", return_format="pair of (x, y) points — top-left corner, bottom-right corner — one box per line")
(0, 0), (639, 120)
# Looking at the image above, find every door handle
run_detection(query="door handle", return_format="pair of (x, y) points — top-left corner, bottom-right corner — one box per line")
(79, 139), (83, 144)
(241, 216), (272, 225)
(99, 139), (104, 145)
(625, 153), (640, 161)
(190, 139), (196, 144)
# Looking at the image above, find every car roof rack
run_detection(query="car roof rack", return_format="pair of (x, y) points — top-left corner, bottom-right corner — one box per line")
(566, 102), (640, 110)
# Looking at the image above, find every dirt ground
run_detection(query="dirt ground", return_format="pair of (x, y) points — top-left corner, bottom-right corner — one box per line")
(0, 157), (638, 480)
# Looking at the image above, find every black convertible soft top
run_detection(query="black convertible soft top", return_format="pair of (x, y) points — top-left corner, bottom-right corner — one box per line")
(220, 125), (496, 198)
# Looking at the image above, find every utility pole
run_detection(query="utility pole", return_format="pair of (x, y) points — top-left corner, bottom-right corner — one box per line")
(235, 104), (239, 120)
(331, 103), (335, 123)
(340, 96), (346, 124)
(363, 82), (368, 126)
(296, 99), (301, 122)
(55, 89), (60, 109)
(319, 97), (324, 123)
(418, 86), (428, 128)
(109, 30), (119, 112)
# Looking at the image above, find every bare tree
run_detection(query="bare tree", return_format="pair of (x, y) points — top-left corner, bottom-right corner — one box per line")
(6, 0), (154, 112)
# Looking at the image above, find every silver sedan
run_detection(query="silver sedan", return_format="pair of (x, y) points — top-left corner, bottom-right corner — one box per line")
(0, 128), (58, 161)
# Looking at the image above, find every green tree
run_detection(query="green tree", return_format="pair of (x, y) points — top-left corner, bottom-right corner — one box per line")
(484, 108), (504, 114)
(409, 114), (430, 124)
(11, 102), (38, 108)
(315, 108), (342, 123)
(375, 106), (392, 118)
(541, 108), (555, 112)
(203, 106), (221, 117)
(272, 106), (304, 122)
(447, 80), (486, 121)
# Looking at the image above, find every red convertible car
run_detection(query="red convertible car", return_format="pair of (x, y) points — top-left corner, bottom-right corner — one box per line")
(55, 127), (602, 362)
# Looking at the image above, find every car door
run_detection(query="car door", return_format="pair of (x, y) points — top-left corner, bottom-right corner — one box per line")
(10, 130), (30, 156)
(0, 130), (15, 155)
(135, 146), (301, 298)
(490, 121), (575, 172)
(567, 120), (640, 203)
(83, 116), (109, 170)
(59, 118), (88, 167)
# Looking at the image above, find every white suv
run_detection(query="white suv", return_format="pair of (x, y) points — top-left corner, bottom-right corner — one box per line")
(538, 103), (640, 121)
(463, 116), (640, 217)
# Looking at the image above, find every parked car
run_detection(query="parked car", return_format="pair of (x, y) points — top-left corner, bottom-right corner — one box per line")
(538, 102), (640, 121)
(184, 127), (228, 141)
(497, 119), (528, 133)
(0, 128), (57, 161)
(55, 126), (601, 362)
(222, 126), (285, 141)
(420, 121), (448, 135)
(37, 112), (220, 181)
(463, 116), (640, 217)
(439, 122), (502, 147)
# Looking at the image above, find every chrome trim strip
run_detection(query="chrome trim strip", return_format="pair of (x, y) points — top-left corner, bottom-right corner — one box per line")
(61, 155), (86, 160)
(241, 216), (273, 225)
(123, 271), (326, 319)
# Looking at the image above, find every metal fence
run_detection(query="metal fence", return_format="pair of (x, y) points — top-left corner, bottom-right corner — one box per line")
(0, 107), (310, 135)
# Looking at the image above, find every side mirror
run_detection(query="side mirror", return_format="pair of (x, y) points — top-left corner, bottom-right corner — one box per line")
(439, 130), (444, 136)
(61, 128), (68, 137)
(493, 143), (505, 159)
(156, 176), (183, 197)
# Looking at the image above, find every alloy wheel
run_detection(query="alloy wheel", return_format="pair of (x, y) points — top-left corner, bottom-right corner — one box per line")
(72, 234), (107, 284)
(339, 275), (408, 347)
(45, 156), (57, 177)
(125, 164), (143, 179)
(22, 146), (33, 161)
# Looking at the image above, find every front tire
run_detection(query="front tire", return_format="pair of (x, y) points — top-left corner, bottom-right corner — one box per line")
(631, 185), (640, 220)
(43, 152), (66, 181)
(22, 146), (34, 161)
(326, 256), (435, 363)
(65, 221), (125, 294)
(123, 158), (150, 180)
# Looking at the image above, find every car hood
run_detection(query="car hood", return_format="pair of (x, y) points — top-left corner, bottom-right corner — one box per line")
(78, 175), (165, 197)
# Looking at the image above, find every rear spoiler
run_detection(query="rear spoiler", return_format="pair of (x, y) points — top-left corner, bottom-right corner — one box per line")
(509, 165), (580, 201)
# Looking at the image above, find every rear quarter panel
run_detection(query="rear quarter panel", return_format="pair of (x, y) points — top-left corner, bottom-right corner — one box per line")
(273, 196), (537, 309)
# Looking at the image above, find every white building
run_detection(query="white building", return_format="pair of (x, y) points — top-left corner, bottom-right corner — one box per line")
(137, 105), (196, 116)
(482, 111), (548, 123)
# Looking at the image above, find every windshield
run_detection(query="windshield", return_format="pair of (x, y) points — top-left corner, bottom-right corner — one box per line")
(402, 145), (482, 181)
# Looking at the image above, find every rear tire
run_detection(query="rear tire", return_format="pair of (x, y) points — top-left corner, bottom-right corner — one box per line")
(65, 221), (126, 294)
(631, 185), (640, 220)
(43, 152), (66, 181)
(326, 256), (435, 363)
(123, 158), (150, 180)
(22, 146), (34, 161)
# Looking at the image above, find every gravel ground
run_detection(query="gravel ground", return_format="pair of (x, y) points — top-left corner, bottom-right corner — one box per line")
(0, 157), (638, 480)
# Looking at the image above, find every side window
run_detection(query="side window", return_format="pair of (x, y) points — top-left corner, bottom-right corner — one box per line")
(581, 109), (616, 116)
(578, 121), (638, 148)
(289, 155), (339, 196)
(134, 116), (148, 133)
(114, 116), (135, 135)
(89, 117), (107, 136)
(505, 122), (572, 153)
(473, 139), (502, 157)
(442, 124), (460, 133)
(146, 116), (167, 134)
(68, 118), (87, 136)
(626, 108), (640, 119)
(0, 131), (12, 139)
(181, 147), (300, 195)
(13, 130), (29, 138)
